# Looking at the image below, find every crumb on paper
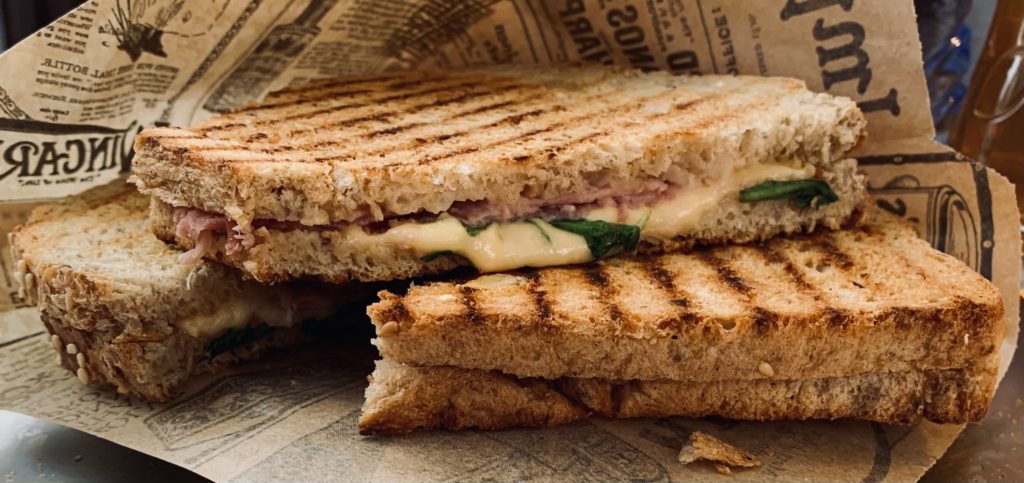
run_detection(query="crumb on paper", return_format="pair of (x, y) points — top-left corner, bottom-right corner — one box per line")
(679, 431), (760, 475)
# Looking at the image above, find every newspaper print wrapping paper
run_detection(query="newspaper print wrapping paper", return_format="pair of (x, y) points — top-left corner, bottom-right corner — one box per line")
(0, 1), (1019, 482)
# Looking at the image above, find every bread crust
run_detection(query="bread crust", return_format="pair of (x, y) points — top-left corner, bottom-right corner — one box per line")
(358, 360), (996, 434)
(42, 311), (307, 401)
(131, 66), (866, 226)
(369, 209), (1005, 382)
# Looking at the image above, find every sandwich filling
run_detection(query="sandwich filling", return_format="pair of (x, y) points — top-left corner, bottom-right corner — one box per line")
(175, 281), (357, 347)
(172, 161), (837, 272)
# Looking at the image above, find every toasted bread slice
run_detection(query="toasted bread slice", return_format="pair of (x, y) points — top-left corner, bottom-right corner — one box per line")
(133, 65), (867, 283)
(358, 359), (994, 434)
(369, 208), (1004, 383)
(10, 182), (359, 401)
(132, 66), (864, 225)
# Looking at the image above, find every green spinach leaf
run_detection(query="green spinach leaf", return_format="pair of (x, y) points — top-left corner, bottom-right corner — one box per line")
(460, 221), (490, 237)
(739, 179), (839, 209)
(549, 219), (640, 259)
(526, 219), (552, 243)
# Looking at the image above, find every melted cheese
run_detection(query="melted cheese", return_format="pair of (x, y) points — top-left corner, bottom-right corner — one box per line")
(586, 162), (815, 238)
(176, 298), (254, 339)
(343, 162), (817, 272)
(366, 217), (592, 273)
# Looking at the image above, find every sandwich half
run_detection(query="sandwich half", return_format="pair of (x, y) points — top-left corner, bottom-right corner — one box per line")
(361, 209), (1005, 433)
(132, 65), (867, 283)
(10, 183), (361, 401)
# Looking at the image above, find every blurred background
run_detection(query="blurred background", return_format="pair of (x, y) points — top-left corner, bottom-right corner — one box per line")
(0, 0), (1013, 142)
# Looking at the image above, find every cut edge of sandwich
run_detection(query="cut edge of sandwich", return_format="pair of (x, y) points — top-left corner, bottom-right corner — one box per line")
(10, 182), (358, 401)
(147, 158), (868, 283)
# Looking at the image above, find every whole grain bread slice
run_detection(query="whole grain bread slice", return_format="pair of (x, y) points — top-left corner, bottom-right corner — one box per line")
(10, 182), (360, 400)
(358, 359), (995, 434)
(131, 65), (866, 226)
(369, 208), (1004, 382)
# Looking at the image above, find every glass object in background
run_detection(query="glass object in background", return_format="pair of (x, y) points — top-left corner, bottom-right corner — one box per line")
(916, 0), (974, 142)
(950, 0), (1024, 224)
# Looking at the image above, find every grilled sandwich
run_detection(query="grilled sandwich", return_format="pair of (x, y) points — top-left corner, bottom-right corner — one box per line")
(132, 65), (867, 283)
(10, 183), (362, 401)
(361, 209), (1005, 433)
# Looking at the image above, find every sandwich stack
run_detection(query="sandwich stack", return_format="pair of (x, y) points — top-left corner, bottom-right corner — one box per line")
(359, 209), (1004, 433)
(11, 65), (1005, 435)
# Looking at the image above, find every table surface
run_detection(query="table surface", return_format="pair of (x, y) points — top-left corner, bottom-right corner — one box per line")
(2, 331), (1021, 483)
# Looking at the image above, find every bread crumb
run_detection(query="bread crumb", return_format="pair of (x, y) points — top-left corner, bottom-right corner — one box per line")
(679, 431), (760, 475)
(758, 362), (774, 377)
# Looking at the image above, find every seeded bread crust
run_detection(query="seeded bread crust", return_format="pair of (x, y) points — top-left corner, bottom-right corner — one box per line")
(41, 311), (306, 401)
(148, 158), (866, 283)
(9, 183), (345, 401)
(131, 66), (866, 226)
(358, 360), (994, 435)
(369, 209), (1004, 383)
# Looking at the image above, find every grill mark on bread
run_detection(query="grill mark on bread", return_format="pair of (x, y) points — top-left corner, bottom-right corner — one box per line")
(459, 286), (483, 325)
(580, 264), (626, 325)
(818, 234), (855, 271)
(198, 77), (490, 134)
(238, 72), (435, 110)
(761, 245), (820, 295)
(358, 85), (720, 168)
(314, 86), (625, 164)
(699, 251), (784, 335)
(642, 258), (698, 332)
(364, 97), (524, 137)
(433, 89), (726, 167)
(699, 252), (752, 297)
(522, 270), (552, 323)
(645, 258), (676, 291)
(228, 83), (536, 154)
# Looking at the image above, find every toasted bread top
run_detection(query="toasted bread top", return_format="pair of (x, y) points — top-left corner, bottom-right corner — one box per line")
(369, 209), (1003, 342)
(132, 65), (865, 225)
